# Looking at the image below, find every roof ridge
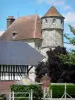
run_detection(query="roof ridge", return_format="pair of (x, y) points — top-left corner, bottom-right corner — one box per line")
(34, 15), (37, 38)
(17, 14), (39, 19)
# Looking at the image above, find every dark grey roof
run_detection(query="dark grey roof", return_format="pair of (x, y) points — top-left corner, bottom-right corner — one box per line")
(0, 41), (45, 65)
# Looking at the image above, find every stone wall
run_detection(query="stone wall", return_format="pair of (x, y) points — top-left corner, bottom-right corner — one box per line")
(41, 29), (63, 57)
(41, 16), (64, 57)
(41, 17), (64, 30)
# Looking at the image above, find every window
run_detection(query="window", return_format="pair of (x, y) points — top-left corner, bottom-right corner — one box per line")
(53, 18), (56, 24)
(45, 19), (48, 23)
(61, 19), (63, 24)
(12, 32), (17, 38)
(13, 33), (16, 36)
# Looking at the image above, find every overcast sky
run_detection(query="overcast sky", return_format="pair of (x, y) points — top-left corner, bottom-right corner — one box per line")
(0, 0), (75, 50)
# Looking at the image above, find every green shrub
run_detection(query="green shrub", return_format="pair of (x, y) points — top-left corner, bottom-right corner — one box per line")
(11, 85), (43, 100)
(50, 84), (64, 98)
(50, 84), (75, 98)
(67, 84), (75, 97)
(0, 94), (6, 100)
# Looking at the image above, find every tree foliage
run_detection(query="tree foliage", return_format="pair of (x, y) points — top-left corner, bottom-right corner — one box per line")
(64, 25), (75, 45)
(59, 25), (75, 83)
(36, 46), (75, 83)
(35, 46), (67, 82)
(35, 25), (75, 83)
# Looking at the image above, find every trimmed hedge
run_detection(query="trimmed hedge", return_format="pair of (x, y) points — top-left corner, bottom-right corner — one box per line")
(11, 83), (75, 99)
(50, 84), (75, 98)
(11, 85), (43, 100)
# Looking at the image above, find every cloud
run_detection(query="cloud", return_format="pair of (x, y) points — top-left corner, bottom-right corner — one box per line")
(36, 0), (73, 12)
(37, 0), (54, 4)
(64, 5), (72, 11)
(64, 11), (75, 24)
(54, 0), (65, 6)
(36, 0), (65, 6)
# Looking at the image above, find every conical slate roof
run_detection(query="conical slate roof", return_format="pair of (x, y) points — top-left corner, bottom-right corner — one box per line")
(43, 6), (64, 18)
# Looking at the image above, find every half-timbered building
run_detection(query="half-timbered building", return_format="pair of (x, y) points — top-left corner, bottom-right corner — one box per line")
(0, 41), (44, 92)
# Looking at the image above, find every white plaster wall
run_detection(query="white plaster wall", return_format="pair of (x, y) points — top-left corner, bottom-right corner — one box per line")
(25, 39), (42, 82)
(25, 39), (42, 52)
(25, 40), (36, 81)
(28, 66), (36, 82)
(25, 39), (35, 48)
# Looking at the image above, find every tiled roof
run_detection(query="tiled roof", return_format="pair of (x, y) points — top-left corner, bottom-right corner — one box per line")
(43, 6), (64, 18)
(0, 14), (42, 40)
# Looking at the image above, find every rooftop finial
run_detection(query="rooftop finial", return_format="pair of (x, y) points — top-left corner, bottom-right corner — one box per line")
(52, 1), (55, 6)
(52, 2), (54, 6)
(35, 10), (38, 14)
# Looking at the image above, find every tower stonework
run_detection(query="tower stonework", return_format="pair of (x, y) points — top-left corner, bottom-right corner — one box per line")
(41, 6), (64, 56)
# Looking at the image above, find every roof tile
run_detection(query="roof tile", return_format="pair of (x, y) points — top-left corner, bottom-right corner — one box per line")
(44, 6), (64, 18)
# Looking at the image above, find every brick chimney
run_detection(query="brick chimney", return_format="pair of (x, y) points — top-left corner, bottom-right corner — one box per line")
(7, 16), (15, 28)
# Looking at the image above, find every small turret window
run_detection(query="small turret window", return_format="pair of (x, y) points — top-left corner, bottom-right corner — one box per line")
(45, 19), (48, 23)
(61, 19), (63, 24)
(53, 18), (56, 24)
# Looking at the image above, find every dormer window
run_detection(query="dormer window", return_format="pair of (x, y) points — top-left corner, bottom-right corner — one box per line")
(53, 18), (56, 24)
(45, 19), (48, 23)
(12, 32), (17, 38)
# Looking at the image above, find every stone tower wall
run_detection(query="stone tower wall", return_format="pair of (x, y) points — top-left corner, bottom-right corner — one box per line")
(41, 17), (64, 30)
(41, 17), (64, 56)
(42, 29), (63, 48)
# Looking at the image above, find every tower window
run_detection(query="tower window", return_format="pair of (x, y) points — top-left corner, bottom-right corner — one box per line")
(45, 19), (48, 23)
(61, 19), (63, 24)
(53, 19), (56, 24)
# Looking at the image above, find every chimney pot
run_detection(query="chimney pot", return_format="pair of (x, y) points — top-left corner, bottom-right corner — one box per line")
(7, 16), (15, 28)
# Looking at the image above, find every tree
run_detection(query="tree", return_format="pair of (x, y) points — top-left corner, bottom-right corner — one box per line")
(35, 62), (47, 82)
(56, 25), (75, 83)
(46, 46), (67, 82)
(59, 25), (75, 83)
(35, 46), (67, 83)
(64, 25), (75, 45)
(58, 51), (75, 83)
(35, 25), (75, 83)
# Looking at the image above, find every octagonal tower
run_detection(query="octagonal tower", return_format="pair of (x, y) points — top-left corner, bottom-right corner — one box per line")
(41, 6), (65, 56)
